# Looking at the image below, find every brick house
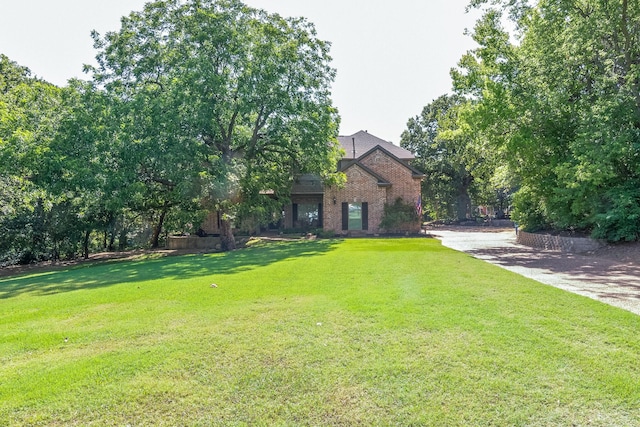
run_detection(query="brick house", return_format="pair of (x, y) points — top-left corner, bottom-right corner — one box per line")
(285, 130), (424, 235)
(195, 130), (423, 239)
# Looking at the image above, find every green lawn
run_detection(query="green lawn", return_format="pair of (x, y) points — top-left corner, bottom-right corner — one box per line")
(1, 238), (639, 426)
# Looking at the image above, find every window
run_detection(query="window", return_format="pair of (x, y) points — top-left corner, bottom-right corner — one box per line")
(342, 202), (368, 231)
(293, 203), (322, 228)
(348, 203), (362, 230)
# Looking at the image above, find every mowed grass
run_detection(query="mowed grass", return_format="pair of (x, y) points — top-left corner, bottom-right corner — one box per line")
(1, 238), (639, 426)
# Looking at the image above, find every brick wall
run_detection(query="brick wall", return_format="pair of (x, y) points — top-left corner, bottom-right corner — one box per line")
(516, 230), (604, 253)
(360, 150), (421, 204)
(323, 149), (422, 235)
(324, 164), (387, 234)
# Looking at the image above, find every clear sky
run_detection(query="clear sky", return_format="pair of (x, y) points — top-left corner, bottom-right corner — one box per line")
(0, 0), (479, 143)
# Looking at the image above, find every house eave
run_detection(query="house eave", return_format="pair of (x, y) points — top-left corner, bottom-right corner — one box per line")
(291, 190), (325, 195)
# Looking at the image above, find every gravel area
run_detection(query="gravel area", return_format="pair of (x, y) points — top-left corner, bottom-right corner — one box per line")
(428, 228), (640, 316)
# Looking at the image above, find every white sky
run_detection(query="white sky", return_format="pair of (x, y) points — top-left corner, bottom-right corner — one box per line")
(0, 0), (479, 143)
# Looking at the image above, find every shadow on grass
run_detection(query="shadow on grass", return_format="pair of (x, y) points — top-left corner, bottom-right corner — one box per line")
(0, 239), (342, 300)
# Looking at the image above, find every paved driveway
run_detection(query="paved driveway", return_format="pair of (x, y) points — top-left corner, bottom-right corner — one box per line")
(429, 229), (640, 316)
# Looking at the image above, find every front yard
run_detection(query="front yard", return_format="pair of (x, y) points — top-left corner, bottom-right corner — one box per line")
(1, 238), (639, 425)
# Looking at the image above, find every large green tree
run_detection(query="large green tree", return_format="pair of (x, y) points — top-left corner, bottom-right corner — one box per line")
(45, 81), (146, 255)
(90, 0), (341, 250)
(401, 94), (495, 221)
(454, 0), (640, 240)
(0, 55), (70, 263)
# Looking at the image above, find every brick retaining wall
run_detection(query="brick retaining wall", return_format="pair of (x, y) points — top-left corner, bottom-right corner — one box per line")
(516, 230), (604, 253)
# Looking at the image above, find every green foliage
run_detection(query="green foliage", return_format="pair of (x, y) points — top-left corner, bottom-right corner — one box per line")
(592, 183), (640, 242)
(0, 55), (77, 264)
(401, 95), (502, 221)
(0, 54), (30, 93)
(235, 195), (285, 235)
(454, 0), (640, 241)
(379, 197), (420, 233)
(316, 229), (335, 238)
(1, 0), (343, 262)
(510, 186), (548, 232)
(91, 0), (342, 250)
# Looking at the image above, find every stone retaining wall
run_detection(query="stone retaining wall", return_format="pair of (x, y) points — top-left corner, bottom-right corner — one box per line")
(491, 219), (515, 227)
(167, 236), (221, 250)
(516, 230), (604, 253)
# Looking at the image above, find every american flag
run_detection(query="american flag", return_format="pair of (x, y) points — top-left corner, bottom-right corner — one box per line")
(416, 195), (422, 217)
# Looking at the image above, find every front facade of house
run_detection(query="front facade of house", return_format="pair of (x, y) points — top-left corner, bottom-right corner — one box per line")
(285, 130), (424, 235)
(195, 130), (423, 238)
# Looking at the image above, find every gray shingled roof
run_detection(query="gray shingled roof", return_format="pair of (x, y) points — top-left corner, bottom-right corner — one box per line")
(338, 130), (414, 161)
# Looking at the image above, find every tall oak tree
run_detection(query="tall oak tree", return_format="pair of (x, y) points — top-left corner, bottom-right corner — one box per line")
(90, 0), (341, 250)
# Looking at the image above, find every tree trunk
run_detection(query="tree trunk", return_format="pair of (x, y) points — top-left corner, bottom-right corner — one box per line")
(51, 243), (59, 262)
(151, 209), (167, 249)
(108, 230), (116, 252)
(118, 228), (128, 251)
(83, 230), (90, 260)
(106, 215), (116, 251)
(220, 215), (236, 251)
(456, 170), (474, 221)
(456, 189), (471, 221)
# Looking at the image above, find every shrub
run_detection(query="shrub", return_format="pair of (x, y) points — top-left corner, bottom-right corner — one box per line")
(317, 229), (335, 239)
(379, 197), (420, 233)
(592, 184), (640, 242)
(511, 187), (548, 232)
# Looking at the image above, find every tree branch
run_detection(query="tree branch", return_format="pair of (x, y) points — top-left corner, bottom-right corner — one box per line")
(619, 0), (640, 125)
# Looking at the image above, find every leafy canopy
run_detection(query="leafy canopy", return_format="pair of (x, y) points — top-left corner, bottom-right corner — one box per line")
(90, 0), (342, 249)
(401, 95), (497, 221)
(453, 0), (640, 240)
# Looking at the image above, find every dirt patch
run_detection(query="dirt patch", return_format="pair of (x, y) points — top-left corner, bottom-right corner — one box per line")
(589, 240), (640, 265)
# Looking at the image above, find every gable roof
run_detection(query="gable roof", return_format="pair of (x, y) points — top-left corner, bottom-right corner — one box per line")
(338, 130), (414, 161)
(357, 145), (425, 179)
(339, 160), (392, 187)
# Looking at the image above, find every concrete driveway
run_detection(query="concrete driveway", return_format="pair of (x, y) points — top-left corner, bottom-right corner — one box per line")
(429, 229), (640, 316)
